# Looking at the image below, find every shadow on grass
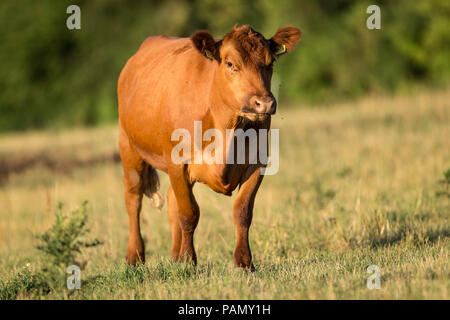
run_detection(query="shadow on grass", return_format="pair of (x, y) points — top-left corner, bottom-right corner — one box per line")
(367, 224), (449, 248)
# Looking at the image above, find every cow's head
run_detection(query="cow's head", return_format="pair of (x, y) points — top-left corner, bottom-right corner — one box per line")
(191, 25), (301, 121)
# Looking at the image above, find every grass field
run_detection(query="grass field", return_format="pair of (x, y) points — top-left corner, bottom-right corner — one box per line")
(0, 88), (448, 299)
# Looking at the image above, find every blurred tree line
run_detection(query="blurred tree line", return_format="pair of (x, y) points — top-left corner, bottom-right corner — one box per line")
(0, 0), (449, 132)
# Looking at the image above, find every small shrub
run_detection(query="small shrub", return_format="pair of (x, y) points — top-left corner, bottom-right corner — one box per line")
(36, 200), (102, 267)
(0, 201), (102, 299)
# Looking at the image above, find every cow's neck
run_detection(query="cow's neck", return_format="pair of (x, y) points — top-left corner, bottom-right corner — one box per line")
(205, 81), (247, 133)
(205, 104), (237, 132)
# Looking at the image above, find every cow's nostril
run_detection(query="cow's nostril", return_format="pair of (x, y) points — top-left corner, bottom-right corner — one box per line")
(248, 96), (275, 114)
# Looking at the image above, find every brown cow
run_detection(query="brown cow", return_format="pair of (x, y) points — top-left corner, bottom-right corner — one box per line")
(118, 25), (301, 270)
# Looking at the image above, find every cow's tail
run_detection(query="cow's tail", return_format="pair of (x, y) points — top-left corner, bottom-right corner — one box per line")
(143, 166), (165, 211)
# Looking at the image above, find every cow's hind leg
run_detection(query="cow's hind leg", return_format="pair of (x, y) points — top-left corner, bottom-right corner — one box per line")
(167, 185), (182, 261)
(119, 127), (146, 265)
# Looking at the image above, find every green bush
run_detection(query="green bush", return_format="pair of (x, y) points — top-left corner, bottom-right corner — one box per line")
(0, 201), (102, 299)
(36, 201), (102, 267)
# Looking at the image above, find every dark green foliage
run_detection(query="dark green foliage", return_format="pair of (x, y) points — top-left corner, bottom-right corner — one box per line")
(0, 0), (449, 131)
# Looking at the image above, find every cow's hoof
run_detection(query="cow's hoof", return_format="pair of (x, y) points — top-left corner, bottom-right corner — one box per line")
(125, 250), (145, 266)
(178, 250), (197, 265)
(235, 261), (255, 272)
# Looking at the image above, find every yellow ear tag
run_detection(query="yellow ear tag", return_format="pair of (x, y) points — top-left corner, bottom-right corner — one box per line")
(205, 49), (214, 60)
(275, 44), (286, 55)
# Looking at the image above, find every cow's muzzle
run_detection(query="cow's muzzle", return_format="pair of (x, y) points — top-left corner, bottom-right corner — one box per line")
(247, 95), (277, 115)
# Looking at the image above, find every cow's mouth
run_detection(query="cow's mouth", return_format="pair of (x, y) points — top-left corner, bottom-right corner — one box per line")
(238, 109), (271, 122)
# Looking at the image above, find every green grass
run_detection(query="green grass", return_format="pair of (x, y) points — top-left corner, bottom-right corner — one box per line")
(0, 88), (448, 299)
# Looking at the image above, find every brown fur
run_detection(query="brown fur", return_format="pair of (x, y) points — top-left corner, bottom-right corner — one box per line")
(118, 25), (301, 269)
(224, 25), (274, 66)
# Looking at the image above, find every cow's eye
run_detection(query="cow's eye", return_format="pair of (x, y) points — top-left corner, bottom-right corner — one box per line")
(226, 61), (233, 68)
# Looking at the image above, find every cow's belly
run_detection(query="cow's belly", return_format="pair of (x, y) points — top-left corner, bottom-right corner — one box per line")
(135, 146), (168, 173)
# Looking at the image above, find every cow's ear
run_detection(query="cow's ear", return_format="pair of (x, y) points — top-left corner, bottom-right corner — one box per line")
(269, 26), (302, 57)
(191, 31), (220, 61)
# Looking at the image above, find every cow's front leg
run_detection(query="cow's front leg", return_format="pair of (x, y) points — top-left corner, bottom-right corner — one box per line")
(233, 166), (264, 271)
(167, 185), (182, 261)
(168, 165), (199, 264)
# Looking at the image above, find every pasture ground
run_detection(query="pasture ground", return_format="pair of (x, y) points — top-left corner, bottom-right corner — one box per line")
(0, 88), (448, 299)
